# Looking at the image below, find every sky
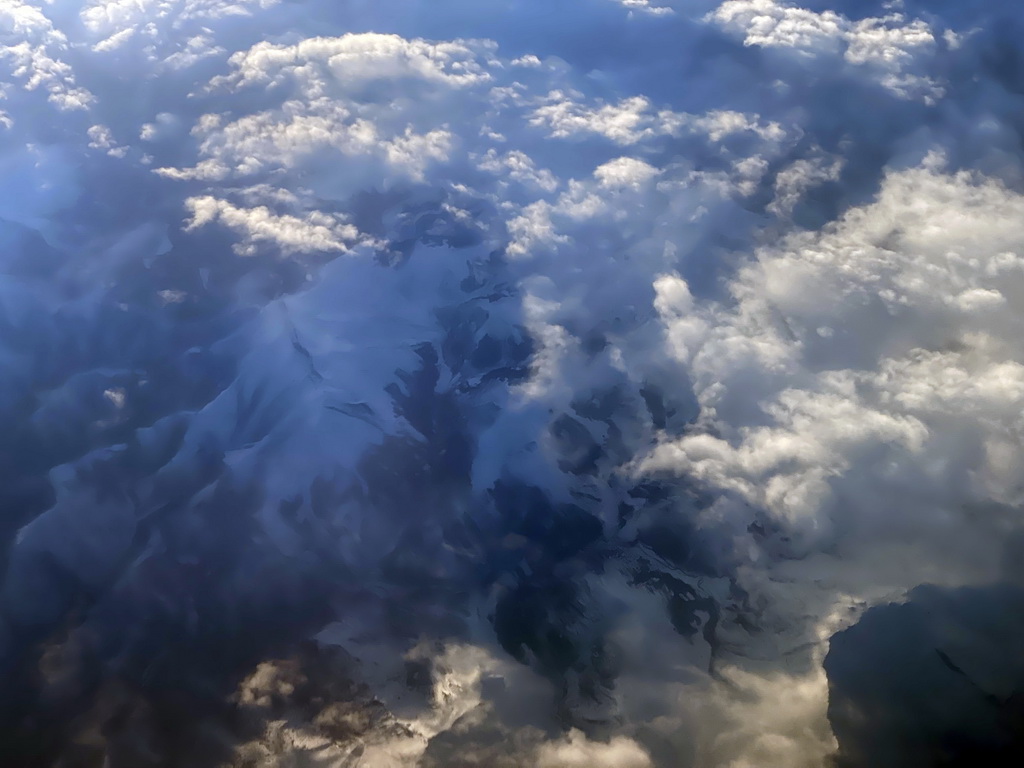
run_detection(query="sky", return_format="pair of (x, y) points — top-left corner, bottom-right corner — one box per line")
(2, 1), (1024, 766)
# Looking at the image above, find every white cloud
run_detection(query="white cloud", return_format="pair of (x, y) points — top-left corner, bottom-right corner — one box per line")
(511, 53), (542, 68)
(767, 151), (843, 217)
(594, 156), (660, 188)
(157, 33), (503, 189)
(529, 93), (673, 145)
(81, 0), (277, 59)
(185, 194), (362, 255)
(537, 731), (654, 768)
(0, 2), (93, 109)
(712, 0), (846, 51)
(478, 148), (559, 192)
(709, 0), (943, 101)
(87, 124), (129, 157)
(139, 111), (178, 141)
(158, 105), (453, 183)
(643, 160), (1024, 671)
(690, 110), (787, 143)
(212, 33), (493, 92)
(613, 0), (675, 17)
(529, 93), (789, 147)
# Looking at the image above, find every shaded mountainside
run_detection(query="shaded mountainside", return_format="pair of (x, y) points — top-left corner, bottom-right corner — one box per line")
(0, 207), (725, 767)
(826, 584), (1024, 768)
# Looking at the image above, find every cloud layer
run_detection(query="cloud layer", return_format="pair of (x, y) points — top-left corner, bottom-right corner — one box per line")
(2, 1), (1024, 767)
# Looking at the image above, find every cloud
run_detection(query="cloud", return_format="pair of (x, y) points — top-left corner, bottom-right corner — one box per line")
(594, 156), (661, 188)
(4, 1), (1024, 767)
(639, 160), (1024, 746)
(528, 93), (693, 146)
(478, 149), (560, 192)
(0, 2), (93, 109)
(155, 33), (504, 193)
(184, 194), (362, 255)
(220, 32), (492, 89)
(650, 158), (1024, 516)
(613, 0), (674, 17)
(87, 124), (129, 157)
(80, 0), (277, 59)
(537, 731), (654, 767)
(709, 0), (945, 100)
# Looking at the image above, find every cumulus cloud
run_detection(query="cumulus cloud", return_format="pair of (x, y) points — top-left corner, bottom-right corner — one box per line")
(635, 160), (1024, 761)
(537, 731), (654, 767)
(154, 32), (512, 202)
(613, 0), (675, 17)
(594, 156), (661, 188)
(477, 149), (560, 192)
(0, 1), (93, 108)
(649, 158), (1024, 544)
(87, 124), (129, 157)
(184, 194), (362, 255)
(710, 0), (945, 100)
(80, 0), (277, 60)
